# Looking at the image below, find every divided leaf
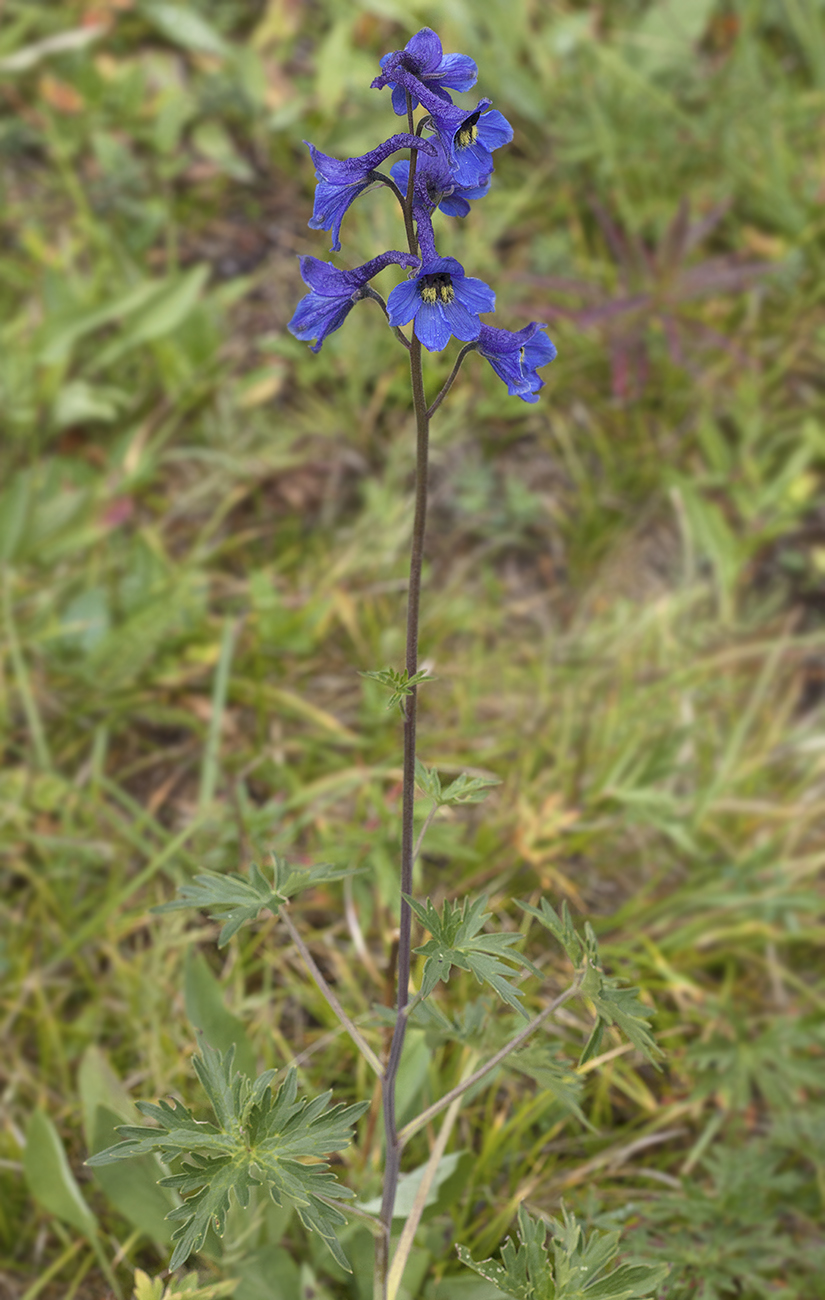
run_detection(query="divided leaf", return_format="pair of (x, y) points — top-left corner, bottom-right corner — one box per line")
(152, 855), (359, 946)
(360, 666), (435, 711)
(519, 900), (662, 1068)
(518, 899), (585, 968)
(133, 1269), (237, 1300)
(457, 1203), (669, 1300)
(406, 894), (543, 1020)
(87, 1043), (368, 1272)
(510, 1045), (593, 1130)
(415, 759), (500, 806)
(371, 995), (490, 1049)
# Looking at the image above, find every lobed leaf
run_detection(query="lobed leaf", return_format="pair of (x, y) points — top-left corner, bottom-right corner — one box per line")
(457, 1204), (668, 1300)
(415, 760), (500, 806)
(519, 900), (662, 1067)
(86, 1043), (367, 1271)
(407, 894), (543, 1020)
(510, 1045), (593, 1130)
(152, 855), (360, 946)
(360, 666), (436, 711)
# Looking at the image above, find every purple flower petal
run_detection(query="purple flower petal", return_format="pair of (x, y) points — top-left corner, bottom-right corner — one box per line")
(388, 257), (494, 352)
(386, 278), (420, 326)
(454, 275), (496, 315)
(405, 27), (443, 71)
(304, 135), (436, 249)
(439, 297), (483, 342)
(290, 252), (420, 351)
(438, 194), (471, 218)
(308, 178), (372, 252)
(435, 52), (478, 93)
(377, 27), (478, 114)
(413, 301), (453, 351)
(305, 134), (435, 185)
(477, 322), (556, 401)
(476, 110), (514, 152)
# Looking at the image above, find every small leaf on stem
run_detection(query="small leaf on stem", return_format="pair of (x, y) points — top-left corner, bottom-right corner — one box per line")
(360, 665), (436, 711)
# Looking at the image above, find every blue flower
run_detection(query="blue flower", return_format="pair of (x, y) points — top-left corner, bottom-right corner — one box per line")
(387, 256), (495, 352)
(477, 323), (557, 403)
(288, 251), (420, 352)
(371, 66), (512, 188)
(390, 151), (491, 220)
(305, 134), (436, 252)
(445, 105), (513, 187)
(379, 27), (477, 116)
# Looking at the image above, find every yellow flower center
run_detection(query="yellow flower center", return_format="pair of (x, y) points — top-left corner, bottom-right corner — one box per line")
(420, 273), (455, 305)
(455, 112), (481, 152)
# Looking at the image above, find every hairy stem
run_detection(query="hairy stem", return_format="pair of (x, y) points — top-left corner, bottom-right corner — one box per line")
(405, 94), (419, 257)
(279, 905), (384, 1078)
(373, 170), (414, 228)
(375, 90), (430, 1299)
(386, 1071), (471, 1300)
(361, 285), (410, 350)
(427, 342), (477, 419)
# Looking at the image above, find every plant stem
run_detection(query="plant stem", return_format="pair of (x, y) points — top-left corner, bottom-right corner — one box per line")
(412, 801), (439, 865)
(427, 342), (477, 419)
(376, 94), (431, 1298)
(386, 1078), (470, 1300)
(361, 286), (411, 350)
(279, 905), (385, 1078)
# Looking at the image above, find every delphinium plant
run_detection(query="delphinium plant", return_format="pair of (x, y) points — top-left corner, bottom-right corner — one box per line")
(89, 28), (669, 1300)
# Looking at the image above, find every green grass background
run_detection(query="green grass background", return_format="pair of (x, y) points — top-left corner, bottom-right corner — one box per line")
(1, 0), (824, 1296)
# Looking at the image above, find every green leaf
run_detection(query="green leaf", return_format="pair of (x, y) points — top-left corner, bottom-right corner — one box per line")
(132, 1267), (238, 1299)
(578, 1019), (605, 1069)
(358, 1150), (466, 1218)
(517, 898), (585, 968)
(229, 1245), (301, 1300)
(140, 3), (231, 57)
(184, 950), (257, 1078)
(509, 1046), (593, 1130)
(457, 1204), (669, 1300)
(92, 1106), (177, 1243)
(578, 926), (662, 1069)
(0, 468), (30, 561)
(52, 380), (130, 429)
(440, 772), (501, 805)
(133, 1271), (166, 1300)
(38, 279), (165, 364)
(360, 666), (435, 711)
(87, 1043), (368, 1273)
(24, 1108), (99, 1238)
(407, 895), (543, 1020)
(153, 854), (360, 946)
(90, 265), (210, 370)
(629, 0), (716, 75)
(414, 758), (442, 802)
(519, 901), (662, 1067)
(415, 761), (500, 806)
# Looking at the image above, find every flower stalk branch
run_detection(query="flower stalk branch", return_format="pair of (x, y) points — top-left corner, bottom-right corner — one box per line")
(279, 905), (385, 1078)
(396, 976), (582, 1146)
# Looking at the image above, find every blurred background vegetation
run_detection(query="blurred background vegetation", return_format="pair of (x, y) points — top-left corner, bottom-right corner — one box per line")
(1, 0), (824, 1296)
